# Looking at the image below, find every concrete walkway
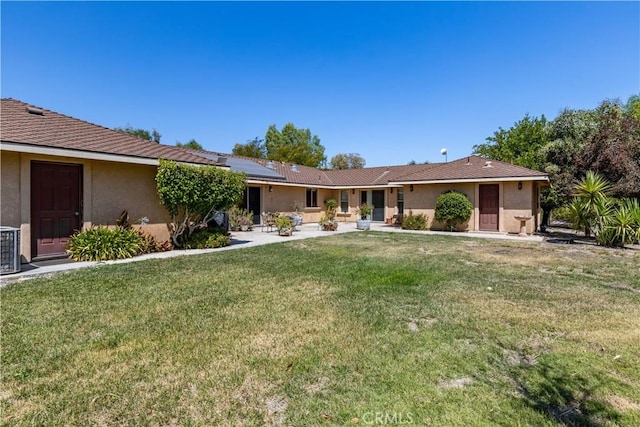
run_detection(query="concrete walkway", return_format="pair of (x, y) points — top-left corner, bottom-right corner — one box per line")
(1, 222), (543, 285)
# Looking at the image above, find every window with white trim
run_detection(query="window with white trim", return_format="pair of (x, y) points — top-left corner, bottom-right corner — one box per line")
(306, 188), (318, 207)
(340, 190), (349, 213)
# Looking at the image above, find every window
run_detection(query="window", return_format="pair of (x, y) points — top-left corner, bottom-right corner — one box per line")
(306, 188), (318, 207)
(340, 190), (349, 213)
(397, 188), (404, 214)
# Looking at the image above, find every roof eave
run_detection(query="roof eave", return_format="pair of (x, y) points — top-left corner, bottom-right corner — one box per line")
(0, 141), (228, 168)
(392, 176), (549, 185)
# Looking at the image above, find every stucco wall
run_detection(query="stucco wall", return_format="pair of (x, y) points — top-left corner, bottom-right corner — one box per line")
(1, 153), (171, 262)
(263, 185), (305, 213)
(1, 151), (21, 228)
(502, 181), (535, 234)
(404, 183), (476, 230)
(91, 160), (170, 241)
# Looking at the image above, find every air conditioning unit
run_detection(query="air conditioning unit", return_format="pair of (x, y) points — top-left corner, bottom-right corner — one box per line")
(1, 227), (21, 274)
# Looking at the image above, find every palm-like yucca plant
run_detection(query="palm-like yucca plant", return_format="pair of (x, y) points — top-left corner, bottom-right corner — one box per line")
(571, 171), (612, 237)
(606, 198), (640, 245)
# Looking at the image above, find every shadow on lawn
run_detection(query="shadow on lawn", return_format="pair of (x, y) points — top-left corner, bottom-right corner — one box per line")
(512, 360), (621, 426)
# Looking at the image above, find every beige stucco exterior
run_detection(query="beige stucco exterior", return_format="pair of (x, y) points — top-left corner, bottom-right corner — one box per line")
(2, 148), (544, 263)
(1, 152), (170, 262)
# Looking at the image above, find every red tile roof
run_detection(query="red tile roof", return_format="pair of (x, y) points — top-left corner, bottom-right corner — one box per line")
(0, 98), (221, 166)
(392, 156), (548, 182)
(1, 98), (547, 185)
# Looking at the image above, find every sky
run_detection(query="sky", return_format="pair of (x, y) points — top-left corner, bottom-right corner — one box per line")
(2, 1), (639, 167)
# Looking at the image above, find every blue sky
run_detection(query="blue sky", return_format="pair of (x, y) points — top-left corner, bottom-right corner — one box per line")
(2, 1), (638, 167)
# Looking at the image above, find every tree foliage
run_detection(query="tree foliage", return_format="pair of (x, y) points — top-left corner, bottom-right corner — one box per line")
(115, 125), (161, 143)
(434, 191), (473, 231)
(156, 160), (246, 247)
(330, 153), (366, 170)
(232, 137), (267, 159)
(265, 123), (326, 167)
(176, 139), (203, 150)
(473, 114), (548, 171)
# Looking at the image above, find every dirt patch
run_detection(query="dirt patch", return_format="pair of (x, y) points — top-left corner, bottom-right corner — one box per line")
(304, 377), (329, 395)
(605, 394), (640, 411)
(600, 282), (640, 294)
(438, 377), (473, 389)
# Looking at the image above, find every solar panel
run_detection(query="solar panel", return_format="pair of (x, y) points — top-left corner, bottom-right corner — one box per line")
(192, 152), (286, 179)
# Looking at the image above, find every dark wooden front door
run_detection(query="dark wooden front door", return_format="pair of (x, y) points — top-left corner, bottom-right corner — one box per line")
(31, 162), (82, 259)
(479, 184), (499, 231)
(372, 190), (385, 222)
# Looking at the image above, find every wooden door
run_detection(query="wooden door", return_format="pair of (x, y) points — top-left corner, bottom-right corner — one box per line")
(479, 184), (499, 231)
(31, 162), (82, 259)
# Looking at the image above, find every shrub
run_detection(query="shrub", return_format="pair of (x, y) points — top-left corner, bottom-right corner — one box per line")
(67, 226), (142, 261)
(156, 160), (246, 248)
(401, 210), (427, 230)
(435, 191), (473, 231)
(183, 229), (231, 249)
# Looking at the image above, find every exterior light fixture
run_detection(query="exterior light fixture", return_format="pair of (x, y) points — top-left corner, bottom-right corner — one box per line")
(390, 188), (393, 193)
(269, 185), (273, 192)
(518, 181), (522, 190)
(352, 189), (355, 195)
(410, 184), (414, 192)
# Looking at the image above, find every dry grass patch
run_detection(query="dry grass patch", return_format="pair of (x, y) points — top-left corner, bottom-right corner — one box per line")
(2, 232), (639, 425)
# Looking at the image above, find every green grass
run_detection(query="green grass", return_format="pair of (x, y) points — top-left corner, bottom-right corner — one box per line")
(2, 232), (639, 426)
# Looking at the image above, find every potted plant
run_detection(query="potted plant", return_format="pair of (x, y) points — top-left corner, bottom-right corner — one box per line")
(355, 203), (373, 230)
(291, 200), (304, 227)
(239, 215), (253, 232)
(276, 215), (294, 236)
(320, 199), (339, 231)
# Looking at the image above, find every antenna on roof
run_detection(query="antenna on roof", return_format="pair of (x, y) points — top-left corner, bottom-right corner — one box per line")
(440, 148), (448, 162)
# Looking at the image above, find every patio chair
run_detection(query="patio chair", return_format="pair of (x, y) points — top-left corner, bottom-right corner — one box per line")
(261, 212), (277, 233)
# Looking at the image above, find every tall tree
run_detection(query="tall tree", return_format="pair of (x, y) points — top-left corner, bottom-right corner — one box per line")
(114, 125), (161, 143)
(232, 137), (267, 159)
(473, 114), (548, 170)
(330, 153), (366, 170)
(576, 100), (640, 198)
(625, 94), (640, 121)
(176, 139), (203, 150)
(265, 123), (326, 168)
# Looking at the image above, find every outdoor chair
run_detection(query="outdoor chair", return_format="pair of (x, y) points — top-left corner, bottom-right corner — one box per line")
(261, 212), (278, 233)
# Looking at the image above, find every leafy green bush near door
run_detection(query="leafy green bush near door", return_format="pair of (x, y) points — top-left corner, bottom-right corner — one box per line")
(67, 226), (143, 261)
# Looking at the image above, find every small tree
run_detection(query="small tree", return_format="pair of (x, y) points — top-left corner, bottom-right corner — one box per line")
(156, 159), (246, 247)
(435, 191), (473, 231)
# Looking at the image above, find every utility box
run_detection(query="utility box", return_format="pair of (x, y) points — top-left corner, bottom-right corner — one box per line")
(1, 226), (21, 274)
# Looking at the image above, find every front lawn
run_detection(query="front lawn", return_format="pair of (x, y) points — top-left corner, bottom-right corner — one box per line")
(2, 233), (639, 425)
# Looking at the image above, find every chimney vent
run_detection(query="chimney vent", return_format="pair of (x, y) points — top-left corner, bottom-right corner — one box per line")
(26, 106), (44, 115)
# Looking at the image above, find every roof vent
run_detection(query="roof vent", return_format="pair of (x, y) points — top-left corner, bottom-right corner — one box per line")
(290, 165), (299, 172)
(26, 106), (44, 115)
(466, 157), (471, 165)
(266, 161), (275, 169)
(483, 161), (493, 168)
(217, 156), (228, 165)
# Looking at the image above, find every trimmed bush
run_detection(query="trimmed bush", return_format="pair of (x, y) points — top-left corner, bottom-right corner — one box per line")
(401, 210), (427, 230)
(67, 226), (142, 261)
(435, 191), (473, 231)
(183, 229), (231, 249)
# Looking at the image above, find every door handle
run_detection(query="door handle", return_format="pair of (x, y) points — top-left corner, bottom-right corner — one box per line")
(74, 211), (80, 216)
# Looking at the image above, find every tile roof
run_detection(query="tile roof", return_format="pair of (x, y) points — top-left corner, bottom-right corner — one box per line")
(1, 98), (547, 185)
(0, 98), (221, 166)
(392, 156), (548, 182)
(323, 163), (442, 186)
